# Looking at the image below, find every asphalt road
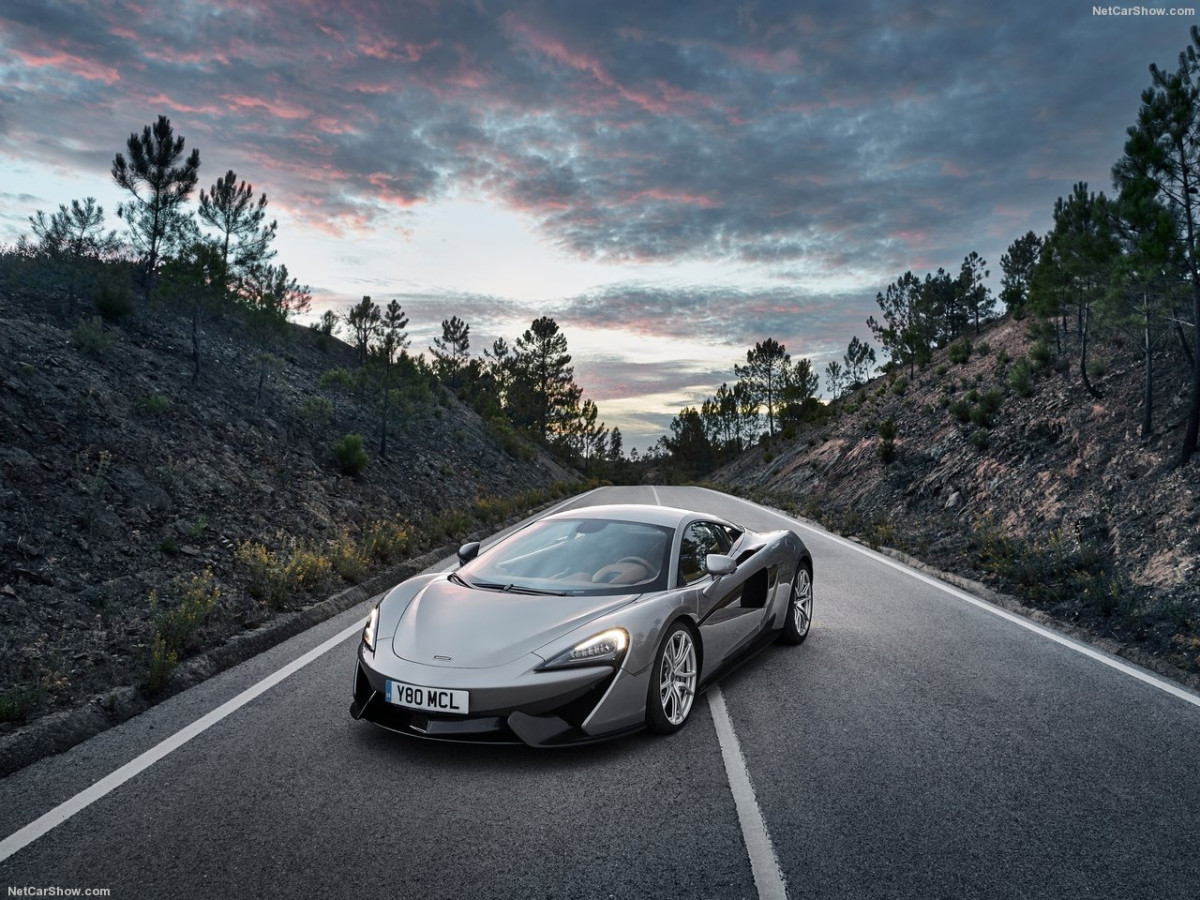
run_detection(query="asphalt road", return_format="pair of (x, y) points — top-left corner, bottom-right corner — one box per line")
(3, 485), (1200, 899)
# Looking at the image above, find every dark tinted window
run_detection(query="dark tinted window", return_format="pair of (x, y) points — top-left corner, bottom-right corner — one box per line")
(678, 521), (733, 585)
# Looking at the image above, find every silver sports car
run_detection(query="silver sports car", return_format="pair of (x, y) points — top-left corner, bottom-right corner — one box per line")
(350, 503), (813, 746)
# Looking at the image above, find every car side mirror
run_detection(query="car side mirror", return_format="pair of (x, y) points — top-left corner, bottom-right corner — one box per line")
(457, 542), (480, 565)
(705, 554), (737, 577)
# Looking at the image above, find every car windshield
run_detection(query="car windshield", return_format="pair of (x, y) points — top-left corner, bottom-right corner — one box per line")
(460, 518), (675, 596)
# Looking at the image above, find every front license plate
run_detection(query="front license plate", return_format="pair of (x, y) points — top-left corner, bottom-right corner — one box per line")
(386, 680), (470, 714)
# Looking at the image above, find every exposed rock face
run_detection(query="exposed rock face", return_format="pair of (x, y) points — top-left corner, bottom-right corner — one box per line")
(714, 317), (1200, 677)
(0, 288), (575, 739)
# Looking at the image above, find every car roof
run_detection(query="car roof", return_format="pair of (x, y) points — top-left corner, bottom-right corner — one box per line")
(541, 503), (731, 530)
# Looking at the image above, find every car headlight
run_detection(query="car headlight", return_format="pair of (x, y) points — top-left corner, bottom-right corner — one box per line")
(539, 628), (629, 670)
(362, 604), (379, 652)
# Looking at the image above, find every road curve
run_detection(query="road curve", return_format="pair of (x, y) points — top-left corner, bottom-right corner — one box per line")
(2, 485), (1199, 899)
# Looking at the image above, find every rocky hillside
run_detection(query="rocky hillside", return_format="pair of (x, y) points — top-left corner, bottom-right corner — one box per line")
(714, 315), (1200, 682)
(0, 285), (576, 751)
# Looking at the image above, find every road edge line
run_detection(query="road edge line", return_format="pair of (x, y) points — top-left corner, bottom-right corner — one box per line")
(0, 620), (364, 864)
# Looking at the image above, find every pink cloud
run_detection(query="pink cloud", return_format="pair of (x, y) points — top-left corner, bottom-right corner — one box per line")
(222, 93), (311, 120)
(12, 47), (120, 84)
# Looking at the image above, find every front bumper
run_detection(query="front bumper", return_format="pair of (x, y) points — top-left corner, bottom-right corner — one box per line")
(351, 644), (646, 747)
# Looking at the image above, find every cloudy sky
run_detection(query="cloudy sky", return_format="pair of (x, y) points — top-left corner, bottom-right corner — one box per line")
(1, 1), (1195, 448)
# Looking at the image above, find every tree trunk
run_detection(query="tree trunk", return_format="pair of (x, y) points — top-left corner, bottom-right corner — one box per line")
(191, 300), (201, 385)
(1143, 300), (1153, 440)
(1080, 302), (1103, 400)
(1181, 283), (1200, 466)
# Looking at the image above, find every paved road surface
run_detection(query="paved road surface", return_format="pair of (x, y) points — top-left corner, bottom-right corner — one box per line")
(3, 485), (1199, 899)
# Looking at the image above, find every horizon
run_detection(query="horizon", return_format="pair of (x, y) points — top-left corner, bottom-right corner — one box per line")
(2, 2), (1196, 450)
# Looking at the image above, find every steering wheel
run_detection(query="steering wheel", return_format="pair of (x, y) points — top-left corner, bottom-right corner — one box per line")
(616, 556), (654, 572)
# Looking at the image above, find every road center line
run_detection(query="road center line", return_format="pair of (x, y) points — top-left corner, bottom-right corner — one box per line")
(709, 686), (790, 900)
(0, 619), (364, 864)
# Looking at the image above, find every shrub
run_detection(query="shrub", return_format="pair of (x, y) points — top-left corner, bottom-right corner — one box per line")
(154, 569), (219, 653)
(334, 433), (369, 475)
(94, 280), (135, 322)
(362, 517), (411, 564)
(146, 633), (178, 696)
(0, 687), (44, 723)
(319, 367), (355, 392)
(1087, 356), (1108, 380)
(975, 341), (991, 356)
(969, 428), (989, 450)
(891, 377), (908, 396)
(488, 417), (536, 461)
(1029, 340), (1052, 371)
(301, 395), (334, 429)
(1009, 357), (1034, 397)
(948, 340), (972, 365)
(329, 528), (369, 582)
(878, 417), (897, 463)
(138, 393), (172, 417)
(935, 364), (949, 377)
(71, 315), (113, 355)
(948, 399), (972, 423)
(235, 538), (331, 607)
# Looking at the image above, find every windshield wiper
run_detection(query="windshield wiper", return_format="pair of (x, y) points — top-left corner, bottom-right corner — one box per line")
(468, 580), (567, 596)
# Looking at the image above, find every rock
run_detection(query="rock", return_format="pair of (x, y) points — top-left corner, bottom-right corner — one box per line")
(945, 491), (961, 509)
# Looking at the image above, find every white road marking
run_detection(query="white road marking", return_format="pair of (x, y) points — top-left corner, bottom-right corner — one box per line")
(649, 485), (661, 505)
(709, 686), (789, 900)
(0, 484), (611, 863)
(0, 620), (365, 864)
(707, 488), (1200, 711)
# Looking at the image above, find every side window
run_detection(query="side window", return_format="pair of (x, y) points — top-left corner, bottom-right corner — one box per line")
(677, 522), (732, 585)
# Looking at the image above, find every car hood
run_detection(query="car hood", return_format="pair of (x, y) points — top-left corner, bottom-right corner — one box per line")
(391, 577), (639, 669)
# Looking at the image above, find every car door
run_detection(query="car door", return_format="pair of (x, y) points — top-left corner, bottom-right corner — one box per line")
(679, 520), (768, 672)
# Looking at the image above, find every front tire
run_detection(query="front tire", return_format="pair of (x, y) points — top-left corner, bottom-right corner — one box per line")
(780, 564), (813, 645)
(646, 622), (698, 734)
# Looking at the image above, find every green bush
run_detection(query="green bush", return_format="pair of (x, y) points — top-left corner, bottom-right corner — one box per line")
(891, 377), (908, 396)
(145, 633), (178, 696)
(138, 393), (172, 417)
(1029, 340), (1052, 371)
(948, 399), (972, 423)
(878, 417), (897, 463)
(334, 433), (369, 475)
(948, 340), (972, 365)
(94, 280), (135, 322)
(235, 538), (331, 607)
(1009, 357), (1034, 397)
(71, 315), (113, 355)
(154, 570), (219, 653)
(301, 395), (334, 429)
(1087, 356), (1108, 380)
(319, 367), (355, 392)
(0, 687), (44, 723)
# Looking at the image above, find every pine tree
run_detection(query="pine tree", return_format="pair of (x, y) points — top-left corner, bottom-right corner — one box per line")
(1113, 27), (1200, 463)
(509, 317), (581, 443)
(999, 232), (1043, 319)
(198, 170), (276, 297)
(734, 338), (790, 436)
(112, 115), (200, 297)
(430, 315), (471, 390)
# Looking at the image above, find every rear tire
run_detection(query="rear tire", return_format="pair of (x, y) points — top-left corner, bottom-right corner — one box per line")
(780, 564), (813, 645)
(645, 622), (698, 734)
